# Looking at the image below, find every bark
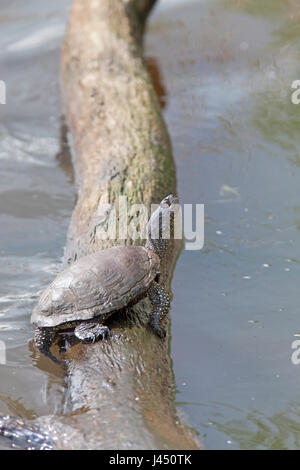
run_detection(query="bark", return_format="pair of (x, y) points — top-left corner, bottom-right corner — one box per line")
(33, 0), (200, 449)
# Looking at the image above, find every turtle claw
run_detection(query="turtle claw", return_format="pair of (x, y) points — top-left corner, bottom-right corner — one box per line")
(74, 322), (110, 344)
(153, 327), (166, 339)
(149, 316), (166, 339)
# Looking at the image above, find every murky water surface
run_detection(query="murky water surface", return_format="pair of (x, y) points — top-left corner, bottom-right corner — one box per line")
(1, 0), (300, 450)
(147, 0), (300, 450)
(0, 0), (73, 430)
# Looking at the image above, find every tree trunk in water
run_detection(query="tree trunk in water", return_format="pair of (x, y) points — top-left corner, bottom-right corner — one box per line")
(32, 0), (200, 450)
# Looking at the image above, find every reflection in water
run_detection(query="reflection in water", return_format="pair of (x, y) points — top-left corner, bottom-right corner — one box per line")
(223, 0), (299, 19)
(216, 403), (300, 450)
(146, 56), (168, 108)
(0, 395), (37, 420)
(146, 0), (300, 450)
(55, 118), (75, 184)
(0, 0), (72, 436)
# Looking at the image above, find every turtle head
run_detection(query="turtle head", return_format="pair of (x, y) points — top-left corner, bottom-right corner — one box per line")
(145, 194), (180, 258)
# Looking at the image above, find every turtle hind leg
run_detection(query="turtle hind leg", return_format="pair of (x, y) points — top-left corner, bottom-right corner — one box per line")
(34, 327), (61, 364)
(74, 318), (110, 344)
(148, 281), (170, 339)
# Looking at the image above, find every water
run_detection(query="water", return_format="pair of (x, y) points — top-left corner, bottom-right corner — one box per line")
(146, 0), (300, 450)
(1, 0), (300, 450)
(0, 0), (73, 423)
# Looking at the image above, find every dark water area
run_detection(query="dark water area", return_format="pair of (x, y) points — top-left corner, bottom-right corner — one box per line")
(1, 0), (300, 450)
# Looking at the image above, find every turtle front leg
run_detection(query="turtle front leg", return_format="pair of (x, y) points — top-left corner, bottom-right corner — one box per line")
(34, 327), (60, 364)
(148, 281), (170, 339)
(74, 318), (110, 344)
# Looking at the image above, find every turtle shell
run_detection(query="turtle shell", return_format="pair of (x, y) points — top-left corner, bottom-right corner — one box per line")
(31, 246), (160, 327)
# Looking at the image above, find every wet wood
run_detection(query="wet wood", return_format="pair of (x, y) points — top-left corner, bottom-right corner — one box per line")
(34, 0), (200, 449)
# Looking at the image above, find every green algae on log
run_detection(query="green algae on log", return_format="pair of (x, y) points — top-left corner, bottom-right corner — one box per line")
(56, 0), (200, 450)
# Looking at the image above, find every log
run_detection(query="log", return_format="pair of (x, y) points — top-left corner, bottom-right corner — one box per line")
(0, 0), (200, 450)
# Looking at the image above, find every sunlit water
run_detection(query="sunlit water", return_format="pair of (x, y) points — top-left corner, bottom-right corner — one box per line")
(1, 0), (300, 450)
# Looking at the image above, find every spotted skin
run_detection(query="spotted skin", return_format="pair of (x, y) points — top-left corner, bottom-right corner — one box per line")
(148, 281), (170, 338)
(35, 283), (170, 362)
(35, 313), (111, 363)
(34, 326), (60, 364)
(33, 195), (178, 362)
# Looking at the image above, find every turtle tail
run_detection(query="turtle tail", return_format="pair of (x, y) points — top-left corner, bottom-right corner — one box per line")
(0, 415), (54, 450)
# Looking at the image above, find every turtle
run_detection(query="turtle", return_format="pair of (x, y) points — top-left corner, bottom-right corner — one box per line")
(31, 194), (179, 362)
